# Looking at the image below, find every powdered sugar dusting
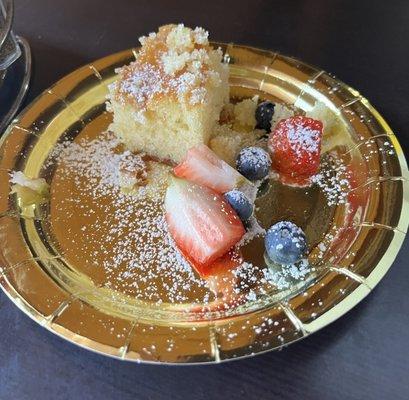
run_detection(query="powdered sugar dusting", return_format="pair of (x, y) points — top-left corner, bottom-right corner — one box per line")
(236, 181), (266, 246)
(285, 118), (321, 158)
(47, 130), (317, 307)
(233, 258), (312, 297)
(237, 147), (271, 169)
(48, 131), (211, 304)
(312, 153), (351, 206)
(263, 259), (312, 289)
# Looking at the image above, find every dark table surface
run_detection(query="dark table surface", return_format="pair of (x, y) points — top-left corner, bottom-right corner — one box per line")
(1, 0), (409, 399)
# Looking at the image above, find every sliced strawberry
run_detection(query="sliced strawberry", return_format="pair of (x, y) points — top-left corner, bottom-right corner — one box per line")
(174, 144), (248, 193)
(268, 116), (323, 186)
(197, 248), (243, 279)
(165, 177), (245, 274)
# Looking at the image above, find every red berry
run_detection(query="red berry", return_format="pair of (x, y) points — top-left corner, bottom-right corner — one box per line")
(268, 116), (323, 185)
(165, 177), (245, 276)
(174, 144), (248, 194)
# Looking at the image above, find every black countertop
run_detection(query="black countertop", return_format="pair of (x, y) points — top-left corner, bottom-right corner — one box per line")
(1, 1), (408, 399)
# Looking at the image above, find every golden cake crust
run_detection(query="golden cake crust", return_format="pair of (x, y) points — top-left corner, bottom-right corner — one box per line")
(110, 24), (226, 111)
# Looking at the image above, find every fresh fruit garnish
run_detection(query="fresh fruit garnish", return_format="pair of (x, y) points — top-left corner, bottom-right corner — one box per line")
(224, 189), (253, 222)
(173, 144), (248, 194)
(165, 177), (245, 275)
(236, 146), (271, 181)
(268, 116), (323, 185)
(264, 221), (307, 265)
(255, 101), (275, 131)
(201, 248), (244, 279)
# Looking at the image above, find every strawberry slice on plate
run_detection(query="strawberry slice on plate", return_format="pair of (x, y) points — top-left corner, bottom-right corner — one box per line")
(174, 144), (248, 194)
(268, 116), (323, 186)
(197, 248), (243, 279)
(165, 176), (245, 275)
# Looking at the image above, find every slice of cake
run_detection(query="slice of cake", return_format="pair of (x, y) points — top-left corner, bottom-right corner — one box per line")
(107, 24), (229, 163)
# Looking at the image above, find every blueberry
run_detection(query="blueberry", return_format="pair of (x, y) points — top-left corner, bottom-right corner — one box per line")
(256, 101), (275, 131)
(224, 189), (253, 221)
(236, 147), (271, 181)
(264, 221), (307, 265)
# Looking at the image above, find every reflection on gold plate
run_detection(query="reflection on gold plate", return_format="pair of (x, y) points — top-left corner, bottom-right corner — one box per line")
(0, 43), (408, 364)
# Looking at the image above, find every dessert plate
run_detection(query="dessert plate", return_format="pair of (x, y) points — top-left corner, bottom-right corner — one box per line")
(0, 43), (407, 364)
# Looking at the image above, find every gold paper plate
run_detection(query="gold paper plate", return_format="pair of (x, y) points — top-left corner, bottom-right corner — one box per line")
(0, 44), (408, 364)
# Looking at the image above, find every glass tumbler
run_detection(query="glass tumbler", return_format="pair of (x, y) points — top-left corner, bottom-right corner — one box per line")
(0, 0), (21, 70)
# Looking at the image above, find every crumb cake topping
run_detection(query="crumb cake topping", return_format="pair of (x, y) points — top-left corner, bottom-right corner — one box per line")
(233, 96), (258, 129)
(109, 24), (227, 111)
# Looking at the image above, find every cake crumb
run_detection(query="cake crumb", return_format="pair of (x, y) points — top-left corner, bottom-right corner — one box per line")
(10, 171), (49, 206)
(233, 96), (259, 131)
